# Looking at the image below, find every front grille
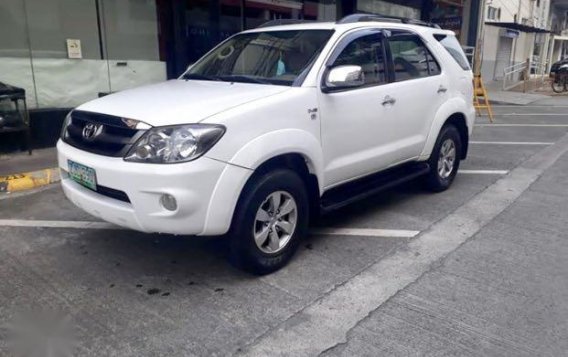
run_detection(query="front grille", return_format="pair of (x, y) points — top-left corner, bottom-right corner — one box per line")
(62, 110), (147, 157)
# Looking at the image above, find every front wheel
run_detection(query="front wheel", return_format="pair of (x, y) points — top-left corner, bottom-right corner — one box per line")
(229, 169), (309, 275)
(424, 125), (462, 192)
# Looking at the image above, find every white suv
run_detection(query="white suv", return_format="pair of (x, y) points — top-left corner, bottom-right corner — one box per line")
(58, 14), (475, 274)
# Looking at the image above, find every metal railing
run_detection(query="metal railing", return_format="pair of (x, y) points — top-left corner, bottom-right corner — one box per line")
(502, 59), (550, 92)
(503, 60), (528, 90)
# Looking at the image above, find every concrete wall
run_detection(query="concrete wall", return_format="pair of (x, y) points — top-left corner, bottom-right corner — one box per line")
(485, 0), (550, 29)
(481, 25), (500, 80)
(99, 0), (160, 61)
(513, 32), (535, 65)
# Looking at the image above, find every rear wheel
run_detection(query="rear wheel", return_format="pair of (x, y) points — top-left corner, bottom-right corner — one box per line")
(229, 169), (309, 275)
(424, 124), (462, 192)
(551, 75), (566, 93)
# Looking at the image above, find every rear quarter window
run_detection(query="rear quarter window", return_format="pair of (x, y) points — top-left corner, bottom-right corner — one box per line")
(433, 34), (470, 71)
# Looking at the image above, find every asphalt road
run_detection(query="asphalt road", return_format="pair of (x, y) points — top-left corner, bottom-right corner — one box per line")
(1, 100), (568, 356)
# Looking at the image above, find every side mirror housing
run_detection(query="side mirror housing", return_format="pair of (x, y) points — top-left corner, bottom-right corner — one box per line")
(323, 65), (365, 92)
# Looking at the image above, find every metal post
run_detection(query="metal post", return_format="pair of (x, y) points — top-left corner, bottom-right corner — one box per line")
(523, 58), (530, 93)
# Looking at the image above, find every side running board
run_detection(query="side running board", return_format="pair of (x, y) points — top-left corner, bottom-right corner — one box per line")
(320, 162), (430, 214)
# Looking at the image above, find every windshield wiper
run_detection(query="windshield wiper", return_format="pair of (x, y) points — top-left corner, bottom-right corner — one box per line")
(218, 75), (273, 85)
(182, 73), (219, 81)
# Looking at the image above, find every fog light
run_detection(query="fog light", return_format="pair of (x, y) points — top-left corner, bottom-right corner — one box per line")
(160, 194), (177, 211)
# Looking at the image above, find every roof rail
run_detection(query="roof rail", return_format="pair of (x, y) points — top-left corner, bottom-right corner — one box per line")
(337, 13), (441, 29)
(257, 19), (314, 28)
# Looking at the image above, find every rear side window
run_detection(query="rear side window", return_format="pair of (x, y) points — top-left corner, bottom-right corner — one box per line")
(387, 32), (441, 82)
(434, 34), (470, 70)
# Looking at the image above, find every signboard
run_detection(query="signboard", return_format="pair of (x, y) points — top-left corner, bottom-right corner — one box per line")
(432, 15), (462, 32)
(66, 39), (82, 59)
(501, 29), (520, 39)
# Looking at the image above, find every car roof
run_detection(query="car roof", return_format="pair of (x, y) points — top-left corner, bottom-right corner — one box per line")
(242, 21), (456, 37)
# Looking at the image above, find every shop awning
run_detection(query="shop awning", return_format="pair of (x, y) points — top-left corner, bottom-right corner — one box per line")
(485, 21), (551, 33)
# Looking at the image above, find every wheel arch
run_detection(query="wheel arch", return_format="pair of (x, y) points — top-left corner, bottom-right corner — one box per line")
(201, 130), (323, 235)
(444, 113), (469, 159)
(235, 153), (321, 227)
(420, 98), (473, 160)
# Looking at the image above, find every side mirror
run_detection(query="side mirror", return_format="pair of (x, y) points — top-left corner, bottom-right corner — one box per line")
(323, 65), (365, 92)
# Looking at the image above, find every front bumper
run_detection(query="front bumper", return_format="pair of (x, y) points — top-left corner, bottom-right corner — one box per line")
(57, 140), (235, 235)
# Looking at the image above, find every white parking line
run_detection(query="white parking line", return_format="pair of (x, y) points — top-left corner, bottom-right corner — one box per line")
(0, 219), (419, 238)
(458, 169), (509, 175)
(476, 124), (568, 127)
(493, 113), (568, 116)
(492, 105), (568, 107)
(311, 228), (419, 238)
(0, 219), (117, 229)
(470, 141), (553, 146)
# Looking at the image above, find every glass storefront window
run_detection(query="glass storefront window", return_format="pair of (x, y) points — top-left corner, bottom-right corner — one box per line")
(0, 0), (336, 111)
(0, 0), (45, 109)
(430, 0), (464, 39)
(26, 0), (110, 108)
(357, 0), (420, 20)
(100, 0), (167, 92)
(186, 0), (243, 64)
(186, 0), (336, 65)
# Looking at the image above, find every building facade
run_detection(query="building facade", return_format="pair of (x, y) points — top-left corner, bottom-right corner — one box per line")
(480, 0), (551, 82)
(0, 0), (482, 110)
(547, 0), (568, 68)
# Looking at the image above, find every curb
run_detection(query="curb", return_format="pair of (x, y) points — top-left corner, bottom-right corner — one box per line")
(0, 168), (60, 193)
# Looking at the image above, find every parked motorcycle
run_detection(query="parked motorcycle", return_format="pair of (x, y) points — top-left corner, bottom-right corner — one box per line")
(551, 63), (568, 93)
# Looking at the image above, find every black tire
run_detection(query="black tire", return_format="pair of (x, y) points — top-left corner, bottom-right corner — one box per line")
(229, 169), (309, 275)
(424, 124), (462, 192)
(551, 77), (565, 93)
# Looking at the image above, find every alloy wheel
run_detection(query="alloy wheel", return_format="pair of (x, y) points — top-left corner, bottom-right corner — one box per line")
(437, 138), (456, 179)
(253, 191), (298, 254)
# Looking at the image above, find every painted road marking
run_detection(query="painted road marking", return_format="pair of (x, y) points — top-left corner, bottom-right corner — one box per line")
(491, 113), (568, 116)
(491, 105), (568, 108)
(0, 220), (116, 229)
(476, 124), (568, 127)
(0, 219), (420, 239)
(470, 141), (553, 146)
(459, 169), (509, 175)
(312, 228), (419, 238)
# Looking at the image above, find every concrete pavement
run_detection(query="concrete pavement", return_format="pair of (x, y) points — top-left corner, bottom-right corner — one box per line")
(321, 146), (568, 357)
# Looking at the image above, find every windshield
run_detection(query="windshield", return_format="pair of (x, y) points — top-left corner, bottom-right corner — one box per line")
(182, 30), (333, 86)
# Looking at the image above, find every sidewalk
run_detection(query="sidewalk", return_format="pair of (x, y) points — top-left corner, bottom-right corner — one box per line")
(484, 79), (550, 105)
(322, 145), (568, 355)
(0, 147), (57, 176)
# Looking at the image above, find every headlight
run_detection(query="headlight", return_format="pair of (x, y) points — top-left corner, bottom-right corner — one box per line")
(124, 124), (225, 163)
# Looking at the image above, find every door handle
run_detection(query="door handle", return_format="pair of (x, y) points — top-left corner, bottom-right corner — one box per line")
(382, 95), (396, 106)
(437, 85), (448, 93)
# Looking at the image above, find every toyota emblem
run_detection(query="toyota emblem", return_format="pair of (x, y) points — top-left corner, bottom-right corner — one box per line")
(82, 123), (103, 141)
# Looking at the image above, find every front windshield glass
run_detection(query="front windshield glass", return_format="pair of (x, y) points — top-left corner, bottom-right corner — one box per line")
(182, 30), (333, 86)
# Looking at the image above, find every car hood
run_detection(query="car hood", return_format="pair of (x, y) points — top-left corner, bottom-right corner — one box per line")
(76, 79), (291, 126)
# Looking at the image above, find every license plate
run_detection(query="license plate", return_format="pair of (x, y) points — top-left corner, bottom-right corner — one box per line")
(68, 160), (97, 191)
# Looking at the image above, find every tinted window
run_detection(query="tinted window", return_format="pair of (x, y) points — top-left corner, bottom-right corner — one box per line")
(388, 32), (441, 81)
(332, 34), (386, 86)
(434, 34), (470, 70)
